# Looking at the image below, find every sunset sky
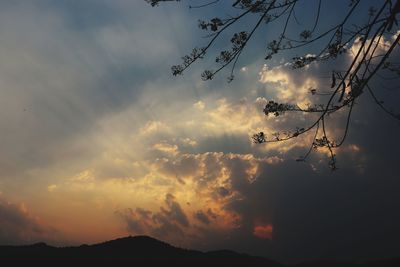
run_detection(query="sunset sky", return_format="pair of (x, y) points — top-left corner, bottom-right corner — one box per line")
(0, 0), (399, 264)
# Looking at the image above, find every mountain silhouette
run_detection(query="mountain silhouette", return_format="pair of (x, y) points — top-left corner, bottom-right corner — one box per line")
(0, 236), (399, 267)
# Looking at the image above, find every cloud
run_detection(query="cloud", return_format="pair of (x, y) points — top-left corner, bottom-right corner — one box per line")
(117, 193), (189, 242)
(194, 210), (211, 225)
(217, 186), (231, 197)
(140, 121), (171, 136)
(153, 152), (283, 193)
(193, 100), (205, 111)
(152, 142), (180, 156)
(350, 35), (392, 61)
(0, 0), (193, 180)
(1, 1), (399, 264)
(180, 137), (197, 147)
(47, 184), (57, 192)
(0, 197), (60, 245)
(113, 150), (285, 249)
(259, 64), (316, 105)
(163, 193), (190, 227)
(253, 224), (273, 239)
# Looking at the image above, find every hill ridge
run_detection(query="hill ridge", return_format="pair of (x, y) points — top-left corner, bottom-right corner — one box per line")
(0, 235), (399, 267)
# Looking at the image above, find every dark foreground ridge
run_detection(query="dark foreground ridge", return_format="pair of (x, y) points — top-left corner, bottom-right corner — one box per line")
(0, 236), (399, 267)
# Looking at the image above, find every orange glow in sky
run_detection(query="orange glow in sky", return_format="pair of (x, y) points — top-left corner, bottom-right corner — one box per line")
(253, 224), (273, 239)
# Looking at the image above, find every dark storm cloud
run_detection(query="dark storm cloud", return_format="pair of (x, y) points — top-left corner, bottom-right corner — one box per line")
(172, 37), (400, 263)
(104, 26), (400, 263)
(200, 94), (400, 263)
(197, 141), (400, 264)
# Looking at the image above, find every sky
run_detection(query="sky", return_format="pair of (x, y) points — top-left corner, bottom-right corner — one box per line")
(0, 0), (399, 264)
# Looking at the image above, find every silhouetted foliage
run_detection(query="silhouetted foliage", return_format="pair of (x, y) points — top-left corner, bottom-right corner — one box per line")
(147, 0), (400, 170)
